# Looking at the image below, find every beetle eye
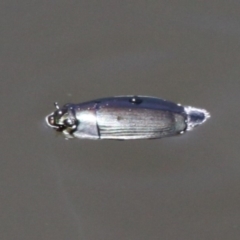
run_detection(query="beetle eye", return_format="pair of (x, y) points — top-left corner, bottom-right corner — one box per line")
(63, 118), (76, 127)
(57, 110), (63, 115)
(48, 116), (55, 125)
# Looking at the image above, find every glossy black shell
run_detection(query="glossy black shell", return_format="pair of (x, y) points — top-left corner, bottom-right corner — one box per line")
(72, 96), (187, 140)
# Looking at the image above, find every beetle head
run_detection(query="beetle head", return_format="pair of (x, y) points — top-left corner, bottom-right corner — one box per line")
(46, 102), (78, 136)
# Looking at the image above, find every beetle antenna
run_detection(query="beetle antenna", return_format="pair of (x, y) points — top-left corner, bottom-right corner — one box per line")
(54, 102), (60, 109)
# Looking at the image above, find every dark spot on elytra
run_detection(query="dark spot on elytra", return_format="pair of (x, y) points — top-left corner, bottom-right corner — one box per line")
(117, 116), (123, 121)
(129, 96), (142, 104)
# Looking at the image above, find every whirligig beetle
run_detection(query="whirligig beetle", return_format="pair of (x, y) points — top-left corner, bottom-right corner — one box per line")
(46, 96), (210, 140)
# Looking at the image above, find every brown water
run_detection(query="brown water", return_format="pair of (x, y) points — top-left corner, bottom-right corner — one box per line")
(1, 1), (240, 239)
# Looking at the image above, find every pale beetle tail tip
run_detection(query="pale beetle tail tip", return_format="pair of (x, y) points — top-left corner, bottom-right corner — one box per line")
(184, 106), (210, 131)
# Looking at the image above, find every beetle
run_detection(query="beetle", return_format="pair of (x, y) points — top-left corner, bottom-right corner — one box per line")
(45, 96), (210, 140)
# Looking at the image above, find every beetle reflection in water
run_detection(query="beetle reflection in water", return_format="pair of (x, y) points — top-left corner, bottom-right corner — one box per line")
(45, 96), (210, 140)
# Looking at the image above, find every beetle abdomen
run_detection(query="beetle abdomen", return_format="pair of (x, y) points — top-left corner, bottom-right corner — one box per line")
(96, 107), (186, 139)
